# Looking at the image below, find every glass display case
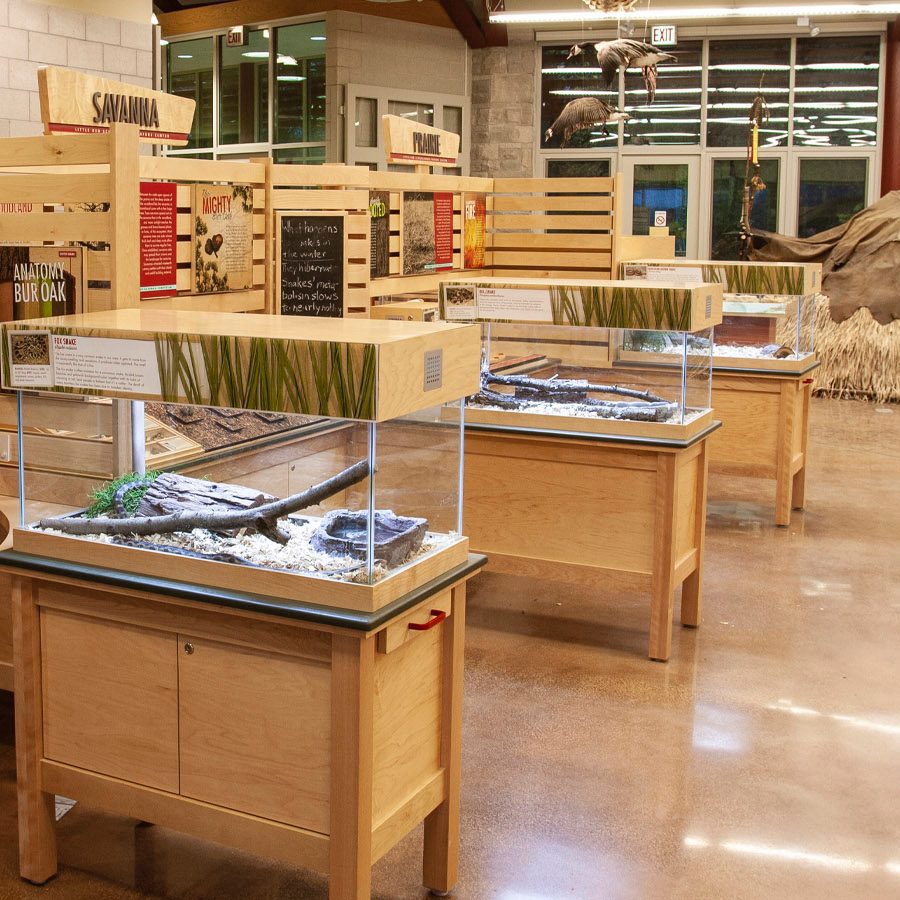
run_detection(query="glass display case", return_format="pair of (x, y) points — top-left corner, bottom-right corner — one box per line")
(2, 309), (480, 609)
(439, 278), (721, 441)
(622, 260), (820, 373)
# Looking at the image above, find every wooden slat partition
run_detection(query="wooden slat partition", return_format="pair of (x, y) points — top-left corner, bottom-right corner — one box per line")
(487, 174), (620, 280)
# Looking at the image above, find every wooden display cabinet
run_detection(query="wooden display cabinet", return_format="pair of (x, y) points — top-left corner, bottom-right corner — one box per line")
(3, 552), (484, 899)
(708, 366), (817, 526)
(464, 424), (717, 662)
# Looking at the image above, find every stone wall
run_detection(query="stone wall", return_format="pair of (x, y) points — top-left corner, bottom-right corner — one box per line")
(0, 0), (153, 138)
(470, 34), (537, 178)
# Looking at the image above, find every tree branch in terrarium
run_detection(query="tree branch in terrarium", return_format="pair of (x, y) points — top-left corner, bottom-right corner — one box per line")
(39, 459), (370, 546)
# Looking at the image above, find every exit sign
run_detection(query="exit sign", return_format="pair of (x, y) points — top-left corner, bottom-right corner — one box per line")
(226, 26), (245, 47)
(651, 25), (677, 46)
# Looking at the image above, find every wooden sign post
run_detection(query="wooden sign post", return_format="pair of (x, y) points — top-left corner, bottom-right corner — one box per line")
(38, 66), (195, 145)
(382, 115), (460, 174)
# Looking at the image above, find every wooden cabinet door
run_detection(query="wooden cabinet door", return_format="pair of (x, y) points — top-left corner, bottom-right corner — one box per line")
(178, 637), (331, 834)
(41, 608), (179, 792)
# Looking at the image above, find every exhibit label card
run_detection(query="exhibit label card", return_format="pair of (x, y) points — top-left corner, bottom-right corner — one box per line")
(192, 184), (254, 293)
(140, 181), (177, 298)
(440, 285), (552, 323)
(623, 263), (704, 285)
(6, 331), (162, 393)
(463, 193), (486, 269)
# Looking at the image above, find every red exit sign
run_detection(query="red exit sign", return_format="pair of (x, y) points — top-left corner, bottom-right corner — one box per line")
(651, 24), (677, 46)
(226, 26), (245, 47)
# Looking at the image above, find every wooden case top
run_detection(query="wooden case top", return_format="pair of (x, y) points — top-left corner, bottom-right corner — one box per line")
(622, 259), (822, 297)
(1, 309), (481, 422)
(439, 277), (722, 332)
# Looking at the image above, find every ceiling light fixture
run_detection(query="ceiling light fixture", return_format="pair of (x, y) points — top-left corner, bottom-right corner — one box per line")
(310, 35), (326, 41)
(490, 3), (900, 23)
(242, 50), (269, 58)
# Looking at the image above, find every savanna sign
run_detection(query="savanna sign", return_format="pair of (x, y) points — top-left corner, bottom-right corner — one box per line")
(382, 114), (460, 167)
(38, 67), (195, 145)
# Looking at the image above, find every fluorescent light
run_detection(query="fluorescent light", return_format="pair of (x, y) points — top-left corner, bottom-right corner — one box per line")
(491, 3), (900, 23)
(160, 39), (168, 46)
(277, 54), (298, 65)
(177, 54), (192, 59)
(310, 35), (326, 41)
(242, 50), (269, 58)
(277, 75), (306, 82)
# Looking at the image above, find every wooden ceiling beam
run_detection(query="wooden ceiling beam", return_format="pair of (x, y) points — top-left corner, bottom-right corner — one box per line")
(438, 0), (508, 47)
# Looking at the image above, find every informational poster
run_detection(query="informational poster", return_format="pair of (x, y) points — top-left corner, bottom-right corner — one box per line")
(6, 331), (161, 394)
(401, 191), (454, 276)
(277, 212), (345, 317)
(192, 183), (254, 293)
(0, 246), (82, 322)
(369, 190), (390, 279)
(463, 193), (486, 269)
(140, 181), (177, 299)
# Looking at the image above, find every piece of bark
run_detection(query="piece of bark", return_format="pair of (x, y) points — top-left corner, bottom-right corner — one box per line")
(39, 459), (370, 546)
(134, 472), (274, 518)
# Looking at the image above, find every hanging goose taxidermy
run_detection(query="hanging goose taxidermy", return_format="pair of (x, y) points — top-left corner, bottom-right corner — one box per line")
(544, 97), (630, 148)
(567, 40), (676, 103)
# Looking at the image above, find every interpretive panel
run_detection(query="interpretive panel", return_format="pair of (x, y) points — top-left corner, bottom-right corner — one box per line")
(140, 181), (177, 299)
(277, 212), (346, 318)
(192, 184), (254, 293)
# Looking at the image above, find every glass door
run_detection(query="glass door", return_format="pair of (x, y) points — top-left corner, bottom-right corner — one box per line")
(620, 156), (700, 258)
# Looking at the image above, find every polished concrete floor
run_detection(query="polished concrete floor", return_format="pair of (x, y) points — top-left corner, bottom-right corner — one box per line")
(1, 397), (898, 900)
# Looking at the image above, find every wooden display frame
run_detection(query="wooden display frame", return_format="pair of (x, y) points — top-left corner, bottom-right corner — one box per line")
(3, 553), (483, 899)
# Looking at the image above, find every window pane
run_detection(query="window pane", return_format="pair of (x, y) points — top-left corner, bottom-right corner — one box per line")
(388, 101), (434, 126)
(633, 163), (690, 256)
(798, 158), (866, 237)
(707, 39), (790, 148)
(167, 38), (213, 150)
(793, 36), (880, 147)
(444, 106), (463, 150)
(355, 97), (377, 148)
(547, 159), (611, 178)
(540, 44), (619, 151)
(710, 158), (780, 260)
(273, 146), (326, 165)
(624, 40), (701, 146)
(274, 22), (326, 144)
(219, 29), (268, 145)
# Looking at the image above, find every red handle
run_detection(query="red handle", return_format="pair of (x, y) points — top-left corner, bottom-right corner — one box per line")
(803, 378), (814, 384)
(408, 609), (446, 631)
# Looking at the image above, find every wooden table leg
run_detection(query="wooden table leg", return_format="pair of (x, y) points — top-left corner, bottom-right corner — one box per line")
(423, 583), (466, 895)
(681, 440), (709, 629)
(792, 381), (812, 511)
(774, 381), (796, 527)
(649, 454), (677, 661)
(329, 634), (375, 900)
(12, 577), (58, 884)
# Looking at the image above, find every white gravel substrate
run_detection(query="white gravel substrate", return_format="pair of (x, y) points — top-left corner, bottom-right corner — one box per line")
(36, 515), (456, 584)
(470, 401), (706, 425)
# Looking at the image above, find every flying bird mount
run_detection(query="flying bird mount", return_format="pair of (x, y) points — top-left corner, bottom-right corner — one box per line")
(544, 97), (630, 148)
(567, 39), (676, 104)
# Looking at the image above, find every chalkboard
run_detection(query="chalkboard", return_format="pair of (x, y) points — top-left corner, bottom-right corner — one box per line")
(278, 213), (345, 317)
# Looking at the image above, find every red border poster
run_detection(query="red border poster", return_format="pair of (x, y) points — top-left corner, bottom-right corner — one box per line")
(140, 181), (177, 299)
(434, 192), (454, 269)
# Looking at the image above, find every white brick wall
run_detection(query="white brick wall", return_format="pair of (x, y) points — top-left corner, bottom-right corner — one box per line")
(0, 0), (152, 138)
